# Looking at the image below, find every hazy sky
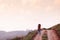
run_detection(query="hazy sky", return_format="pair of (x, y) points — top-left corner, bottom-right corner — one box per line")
(0, 0), (60, 32)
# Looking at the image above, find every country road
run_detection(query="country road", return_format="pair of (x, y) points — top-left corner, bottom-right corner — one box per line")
(47, 30), (59, 40)
(33, 30), (46, 40)
(33, 30), (60, 40)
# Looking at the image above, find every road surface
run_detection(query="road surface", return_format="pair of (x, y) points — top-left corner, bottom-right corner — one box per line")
(33, 30), (60, 40)
(33, 30), (46, 40)
(47, 30), (59, 40)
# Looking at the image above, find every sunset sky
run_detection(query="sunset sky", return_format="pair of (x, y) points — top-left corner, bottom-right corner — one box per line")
(0, 0), (60, 32)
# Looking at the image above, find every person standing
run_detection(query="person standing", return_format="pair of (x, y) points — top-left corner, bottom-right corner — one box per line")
(37, 24), (41, 34)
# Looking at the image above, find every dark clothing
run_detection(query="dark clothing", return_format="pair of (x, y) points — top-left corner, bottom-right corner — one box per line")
(37, 29), (41, 34)
(38, 24), (41, 31)
(37, 24), (41, 34)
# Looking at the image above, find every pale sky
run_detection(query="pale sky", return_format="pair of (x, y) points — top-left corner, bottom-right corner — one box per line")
(0, 0), (60, 32)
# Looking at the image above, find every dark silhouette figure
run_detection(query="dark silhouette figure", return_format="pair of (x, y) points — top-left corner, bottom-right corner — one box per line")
(38, 24), (41, 32)
(31, 24), (41, 40)
(37, 24), (41, 35)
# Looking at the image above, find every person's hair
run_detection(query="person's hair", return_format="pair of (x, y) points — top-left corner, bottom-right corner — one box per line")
(38, 24), (41, 27)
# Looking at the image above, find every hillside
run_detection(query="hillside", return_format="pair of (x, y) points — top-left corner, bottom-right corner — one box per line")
(49, 24), (60, 30)
(10, 30), (37, 40)
(23, 30), (37, 40)
(49, 24), (60, 37)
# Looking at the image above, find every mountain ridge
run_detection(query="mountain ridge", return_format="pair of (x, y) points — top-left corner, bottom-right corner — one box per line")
(0, 30), (30, 40)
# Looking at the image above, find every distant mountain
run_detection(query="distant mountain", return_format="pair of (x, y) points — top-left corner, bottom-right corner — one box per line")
(0, 31), (30, 40)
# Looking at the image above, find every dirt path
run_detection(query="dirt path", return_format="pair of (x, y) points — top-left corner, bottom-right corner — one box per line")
(47, 30), (59, 40)
(33, 30), (46, 40)
(33, 30), (60, 40)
